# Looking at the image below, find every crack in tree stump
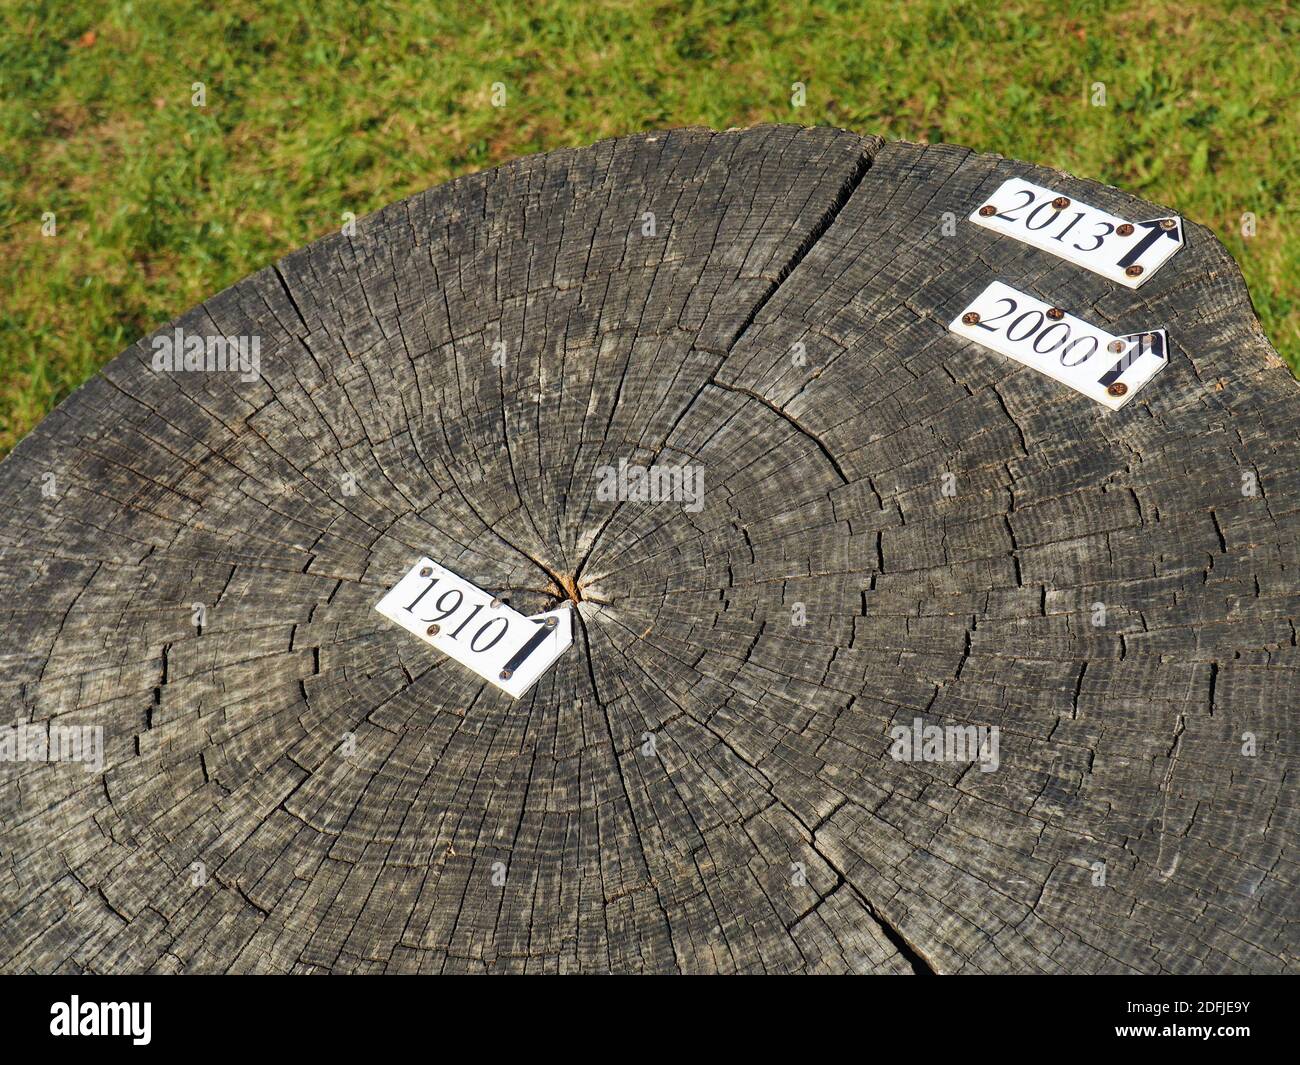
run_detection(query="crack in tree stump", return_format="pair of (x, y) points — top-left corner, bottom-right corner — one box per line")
(0, 126), (1296, 974)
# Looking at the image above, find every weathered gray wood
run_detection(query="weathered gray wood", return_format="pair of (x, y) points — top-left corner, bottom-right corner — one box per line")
(0, 126), (1296, 974)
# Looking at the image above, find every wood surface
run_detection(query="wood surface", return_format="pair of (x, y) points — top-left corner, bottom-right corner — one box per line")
(1, 126), (1296, 974)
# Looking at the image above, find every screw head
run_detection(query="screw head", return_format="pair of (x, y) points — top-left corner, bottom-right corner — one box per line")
(1116, 223), (1134, 236)
(1052, 196), (1071, 210)
(419, 566), (432, 577)
(978, 205), (997, 217)
(426, 624), (440, 636)
(546, 617), (558, 628)
(1160, 218), (1177, 231)
(1143, 332), (1157, 343)
(1125, 264), (1144, 277)
(490, 597), (503, 608)
(1046, 307), (1064, 320)
(1108, 340), (1127, 353)
(1107, 382), (1128, 397)
(499, 668), (513, 680)
(962, 312), (980, 325)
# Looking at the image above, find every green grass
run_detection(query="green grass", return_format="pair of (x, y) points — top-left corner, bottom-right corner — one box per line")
(2, 0), (1296, 455)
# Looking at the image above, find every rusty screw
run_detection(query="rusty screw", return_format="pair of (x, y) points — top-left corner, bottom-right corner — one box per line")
(962, 312), (980, 325)
(1108, 340), (1127, 353)
(1116, 223), (1134, 236)
(978, 205), (997, 217)
(1160, 219), (1177, 230)
(1046, 307), (1064, 320)
(1107, 382), (1128, 397)
(426, 624), (440, 636)
(1052, 196), (1070, 210)
(1125, 264), (1144, 277)
(490, 597), (503, 608)
(546, 617), (558, 628)
(419, 566), (432, 577)
(499, 668), (513, 680)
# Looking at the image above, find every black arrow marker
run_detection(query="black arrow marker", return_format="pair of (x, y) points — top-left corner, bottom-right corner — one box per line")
(1116, 219), (1181, 268)
(1097, 331), (1168, 387)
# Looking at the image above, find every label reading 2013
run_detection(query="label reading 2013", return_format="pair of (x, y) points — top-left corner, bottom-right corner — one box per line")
(970, 178), (1183, 287)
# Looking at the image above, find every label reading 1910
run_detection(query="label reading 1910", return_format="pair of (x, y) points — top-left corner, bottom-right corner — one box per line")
(375, 558), (572, 699)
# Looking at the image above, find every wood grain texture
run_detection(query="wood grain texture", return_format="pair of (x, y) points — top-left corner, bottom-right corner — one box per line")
(1, 126), (1296, 974)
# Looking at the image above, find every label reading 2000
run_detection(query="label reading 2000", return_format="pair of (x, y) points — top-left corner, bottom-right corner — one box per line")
(949, 282), (1168, 410)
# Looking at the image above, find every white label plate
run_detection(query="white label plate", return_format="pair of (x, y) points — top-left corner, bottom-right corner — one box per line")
(970, 178), (1183, 288)
(375, 558), (572, 699)
(949, 282), (1168, 410)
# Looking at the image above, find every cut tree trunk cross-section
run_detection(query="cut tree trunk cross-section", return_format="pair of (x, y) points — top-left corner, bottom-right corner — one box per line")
(0, 126), (1296, 974)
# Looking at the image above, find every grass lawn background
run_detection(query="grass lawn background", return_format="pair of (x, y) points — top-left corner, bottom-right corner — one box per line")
(2, 0), (1296, 457)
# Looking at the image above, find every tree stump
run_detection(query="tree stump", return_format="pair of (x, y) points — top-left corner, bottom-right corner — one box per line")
(1, 126), (1296, 975)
